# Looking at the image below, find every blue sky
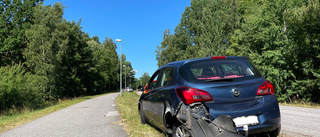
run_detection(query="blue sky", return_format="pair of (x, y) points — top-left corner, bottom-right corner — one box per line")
(43, 0), (191, 79)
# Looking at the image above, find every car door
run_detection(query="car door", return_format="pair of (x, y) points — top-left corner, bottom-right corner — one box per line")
(148, 67), (175, 129)
(141, 70), (160, 124)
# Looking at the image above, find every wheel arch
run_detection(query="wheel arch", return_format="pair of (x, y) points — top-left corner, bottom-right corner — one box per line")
(164, 108), (177, 134)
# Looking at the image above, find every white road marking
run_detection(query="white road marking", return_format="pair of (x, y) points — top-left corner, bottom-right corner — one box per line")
(106, 111), (119, 117)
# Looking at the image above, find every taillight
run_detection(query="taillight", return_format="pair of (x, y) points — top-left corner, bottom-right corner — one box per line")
(211, 56), (226, 59)
(175, 86), (213, 104)
(257, 80), (274, 96)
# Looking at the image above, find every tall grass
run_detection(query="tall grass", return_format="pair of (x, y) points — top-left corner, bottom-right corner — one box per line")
(116, 92), (165, 137)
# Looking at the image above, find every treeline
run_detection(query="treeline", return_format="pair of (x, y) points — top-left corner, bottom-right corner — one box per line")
(156, 0), (320, 103)
(0, 1), (133, 112)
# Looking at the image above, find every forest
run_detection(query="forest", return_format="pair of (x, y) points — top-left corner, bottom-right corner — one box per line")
(0, 1), (138, 112)
(156, 0), (320, 103)
(1, 0), (319, 113)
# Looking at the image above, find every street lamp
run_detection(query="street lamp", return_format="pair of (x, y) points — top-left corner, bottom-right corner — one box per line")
(123, 65), (126, 92)
(116, 39), (122, 96)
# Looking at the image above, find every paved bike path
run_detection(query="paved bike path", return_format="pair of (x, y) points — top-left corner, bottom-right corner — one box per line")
(0, 93), (127, 137)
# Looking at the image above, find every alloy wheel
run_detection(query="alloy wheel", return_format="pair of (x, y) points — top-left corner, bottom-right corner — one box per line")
(175, 125), (192, 137)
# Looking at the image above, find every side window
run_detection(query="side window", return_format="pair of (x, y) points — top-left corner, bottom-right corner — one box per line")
(149, 71), (159, 90)
(159, 67), (174, 87)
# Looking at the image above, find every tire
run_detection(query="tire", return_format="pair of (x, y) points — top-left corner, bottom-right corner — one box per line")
(139, 104), (146, 124)
(172, 124), (193, 137)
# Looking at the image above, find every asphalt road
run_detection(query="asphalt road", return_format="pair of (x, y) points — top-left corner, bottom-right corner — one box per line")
(280, 105), (320, 137)
(0, 93), (127, 137)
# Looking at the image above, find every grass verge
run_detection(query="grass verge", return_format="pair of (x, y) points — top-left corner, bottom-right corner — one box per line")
(278, 133), (292, 137)
(0, 94), (104, 134)
(279, 102), (320, 109)
(116, 91), (165, 137)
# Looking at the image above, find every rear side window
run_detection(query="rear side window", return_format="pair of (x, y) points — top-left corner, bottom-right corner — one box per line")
(158, 67), (175, 87)
(179, 59), (262, 83)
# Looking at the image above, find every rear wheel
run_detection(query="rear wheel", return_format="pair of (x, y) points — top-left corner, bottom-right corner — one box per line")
(172, 124), (192, 137)
(139, 104), (146, 124)
(254, 126), (280, 137)
(267, 126), (280, 137)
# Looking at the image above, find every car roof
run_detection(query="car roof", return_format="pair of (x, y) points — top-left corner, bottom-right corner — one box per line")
(158, 56), (248, 70)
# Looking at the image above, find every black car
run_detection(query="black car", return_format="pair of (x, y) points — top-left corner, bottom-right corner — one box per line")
(138, 56), (280, 137)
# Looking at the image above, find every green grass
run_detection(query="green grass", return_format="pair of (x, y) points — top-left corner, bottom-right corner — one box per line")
(116, 91), (165, 137)
(278, 133), (291, 137)
(0, 94), (105, 134)
(279, 102), (320, 109)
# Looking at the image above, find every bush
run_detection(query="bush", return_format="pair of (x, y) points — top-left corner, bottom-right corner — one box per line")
(0, 64), (47, 112)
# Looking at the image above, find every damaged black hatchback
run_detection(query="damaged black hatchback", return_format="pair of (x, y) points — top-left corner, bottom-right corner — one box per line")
(138, 56), (281, 137)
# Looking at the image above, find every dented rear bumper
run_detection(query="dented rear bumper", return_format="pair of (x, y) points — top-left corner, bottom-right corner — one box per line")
(174, 102), (242, 137)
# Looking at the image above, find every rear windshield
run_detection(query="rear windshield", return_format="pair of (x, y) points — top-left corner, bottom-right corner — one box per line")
(179, 59), (262, 83)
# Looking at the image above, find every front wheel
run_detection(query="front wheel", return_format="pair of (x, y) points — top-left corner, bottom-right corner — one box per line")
(172, 124), (192, 137)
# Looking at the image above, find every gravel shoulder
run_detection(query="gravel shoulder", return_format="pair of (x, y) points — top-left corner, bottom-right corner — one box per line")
(0, 93), (127, 137)
(280, 105), (320, 137)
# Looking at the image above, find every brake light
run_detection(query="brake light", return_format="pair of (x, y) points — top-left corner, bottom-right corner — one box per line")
(176, 87), (213, 104)
(211, 56), (226, 59)
(257, 80), (274, 96)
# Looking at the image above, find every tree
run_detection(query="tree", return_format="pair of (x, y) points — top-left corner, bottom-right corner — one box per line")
(140, 72), (151, 86)
(156, 0), (241, 67)
(227, 0), (319, 102)
(283, 0), (320, 102)
(102, 37), (119, 90)
(0, 0), (43, 66)
(24, 3), (64, 100)
(53, 20), (96, 97)
(156, 29), (180, 67)
(25, 3), (98, 98)
(156, 0), (320, 103)
(198, 0), (240, 57)
(0, 2), (128, 112)
(120, 54), (135, 88)
(89, 37), (120, 92)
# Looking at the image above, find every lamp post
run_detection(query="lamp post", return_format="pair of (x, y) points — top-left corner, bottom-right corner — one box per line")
(123, 65), (126, 91)
(116, 39), (122, 96)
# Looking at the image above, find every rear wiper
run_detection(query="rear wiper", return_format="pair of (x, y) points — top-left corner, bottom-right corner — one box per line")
(205, 78), (234, 83)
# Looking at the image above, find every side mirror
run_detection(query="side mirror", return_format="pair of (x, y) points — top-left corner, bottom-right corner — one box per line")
(144, 84), (149, 94)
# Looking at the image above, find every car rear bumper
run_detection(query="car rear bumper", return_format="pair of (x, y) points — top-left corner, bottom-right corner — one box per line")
(237, 116), (281, 134)
(207, 95), (281, 134)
